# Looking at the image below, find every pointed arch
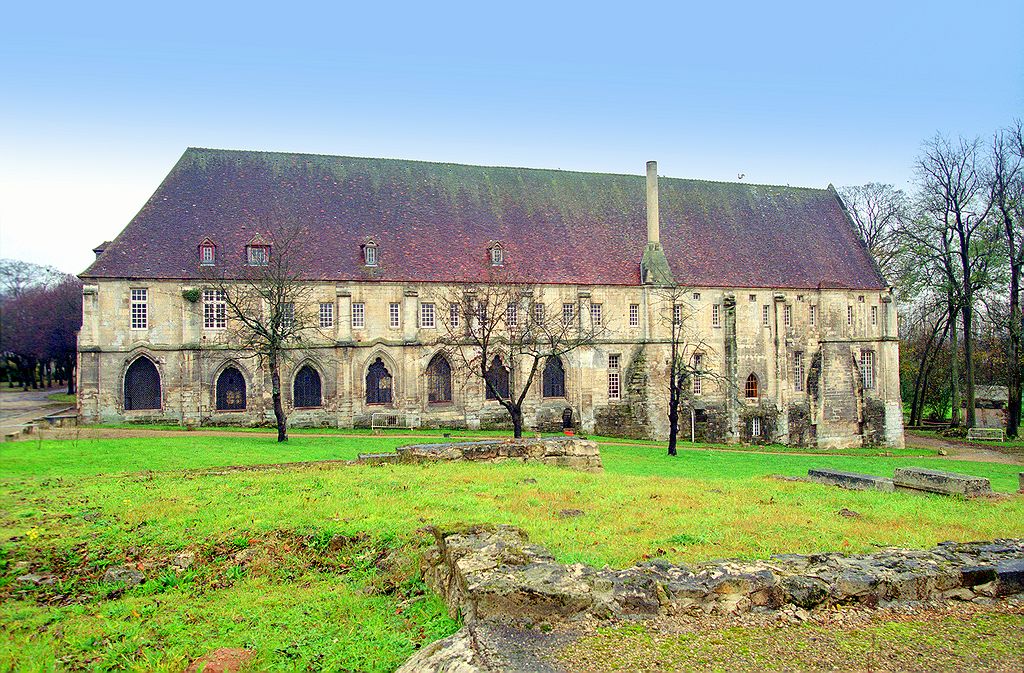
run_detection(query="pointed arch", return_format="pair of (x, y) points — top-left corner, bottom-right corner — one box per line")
(485, 355), (509, 400)
(366, 357), (393, 405)
(542, 356), (566, 398)
(745, 372), (759, 399)
(426, 353), (453, 403)
(293, 364), (323, 408)
(124, 355), (161, 410)
(216, 366), (247, 410)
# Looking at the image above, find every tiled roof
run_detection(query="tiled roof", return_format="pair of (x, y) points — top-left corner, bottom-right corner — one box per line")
(81, 148), (885, 289)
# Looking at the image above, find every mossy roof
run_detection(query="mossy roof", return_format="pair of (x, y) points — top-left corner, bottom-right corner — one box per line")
(81, 147), (884, 289)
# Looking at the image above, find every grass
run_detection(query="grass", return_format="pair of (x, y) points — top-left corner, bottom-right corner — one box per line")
(2, 434), (1023, 670)
(46, 392), (76, 405)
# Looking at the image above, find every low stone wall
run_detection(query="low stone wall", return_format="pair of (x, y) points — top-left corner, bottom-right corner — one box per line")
(423, 526), (1024, 625)
(360, 437), (602, 473)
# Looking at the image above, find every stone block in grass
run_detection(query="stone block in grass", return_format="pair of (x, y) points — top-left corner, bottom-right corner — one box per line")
(807, 468), (895, 492)
(893, 467), (992, 497)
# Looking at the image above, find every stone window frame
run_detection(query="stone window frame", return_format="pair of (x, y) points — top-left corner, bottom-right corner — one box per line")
(449, 303), (460, 329)
(751, 416), (762, 437)
(628, 303), (639, 327)
(673, 304), (682, 325)
(199, 240), (216, 266)
(590, 303), (602, 326)
(744, 372), (759, 399)
(607, 353), (621, 400)
(712, 303), (721, 328)
(860, 350), (876, 390)
(783, 304), (792, 328)
(352, 302), (366, 329)
(389, 302), (401, 329)
(363, 241), (379, 267)
(762, 305), (770, 327)
(692, 352), (703, 395)
(692, 292), (701, 301)
(793, 351), (805, 392)
(319, 302), (334, 328)
(506, 302), (518, 328)
(281, 302), (294, 328)
(871, 305), (878, 327)
(130, 288), (148, 330)
(426, 353), (453, 403)
(203, 289), (227, 330)
(246, 244), (270, 267)
(542, 355), (567, 398)
(420, 302), (436, 329)
(292, 363), (324, 409)
(809, 304), (817, 328)
(562, 302), (575, 326)
(489, 242), (505, 267)
(847, 305), (854, 327)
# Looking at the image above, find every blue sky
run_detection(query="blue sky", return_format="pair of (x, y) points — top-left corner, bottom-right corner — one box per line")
(1, 1), (1021, 273)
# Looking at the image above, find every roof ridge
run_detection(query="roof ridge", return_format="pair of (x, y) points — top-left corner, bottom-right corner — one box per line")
(183, 147), (831, 193)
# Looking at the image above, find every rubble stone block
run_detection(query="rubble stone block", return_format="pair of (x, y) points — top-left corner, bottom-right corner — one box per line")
(807, 468), (895, 492)
(892, 467), (992, 497)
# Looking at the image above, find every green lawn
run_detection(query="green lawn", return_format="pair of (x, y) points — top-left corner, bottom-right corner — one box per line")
(2, 434), (1023, 671)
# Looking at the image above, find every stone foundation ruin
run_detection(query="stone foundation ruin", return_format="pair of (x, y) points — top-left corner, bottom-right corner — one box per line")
(358, 437), (603, 473)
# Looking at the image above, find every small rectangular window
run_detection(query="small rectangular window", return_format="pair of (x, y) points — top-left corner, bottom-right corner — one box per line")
(352, 302), (365, 329)
(200, 244), (215, 265)
(203, 289), (226, 329)
(421, 302), (436, 328)
(562, 303), (575, 326)
(692, 353), (703, 395)
(848, 305), (854, 326)
(712, 303), (721, 328)
(389, 302), (401, 329)
(749, 294), (757, 302)
(281, 302), (294, 328)
(784, 305), (791, 328)
(793, 351), (804, 392)
(809, 305), (817, 327)
(692, 292), (701, 301)
(130, 288), (148, 329)
(673, 304), (682, 325)
(861, 350), (876, 389)
(534, 302), (545, 324)
(871, 305), (878, 326)
(629, 303), (639, 327)
(449, 303), (460, 329)
(247, 246), (269, 266)
(506, 303), (517, 327)
(762, 305), (770, 327)
(319, 302), (334, 328)
(590, 303), (602, 326)
(608, 354), (621, 400)
(490, 247), (504, 266)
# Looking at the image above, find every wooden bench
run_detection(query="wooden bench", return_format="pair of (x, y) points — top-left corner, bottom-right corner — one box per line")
(966, 427), (1004, 442)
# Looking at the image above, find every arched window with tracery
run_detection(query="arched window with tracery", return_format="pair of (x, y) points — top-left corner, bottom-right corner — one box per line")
(216, 367), (247, 410)
(745, 373), (759, 399)
(366, 358), (393, 405)
(542, 356), (565, 398)
(124, 357), (161, 410)
(485, 355), (509, 400)
(426, 354), (452, 403)
(293, 365), (322, 408)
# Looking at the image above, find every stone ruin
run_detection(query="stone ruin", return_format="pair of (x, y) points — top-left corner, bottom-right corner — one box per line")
(357, 437), (603, 473)
(399, 525), (1024, 672)
(808, 466), (994, 497)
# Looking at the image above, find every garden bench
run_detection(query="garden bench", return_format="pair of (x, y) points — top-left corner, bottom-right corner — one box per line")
(370, 412), (421, 434)
(966, 427), (1004, 442)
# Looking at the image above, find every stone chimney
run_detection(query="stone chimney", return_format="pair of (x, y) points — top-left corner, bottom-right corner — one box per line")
(640, 160), (674, 285)
(646, 160), (660, 246)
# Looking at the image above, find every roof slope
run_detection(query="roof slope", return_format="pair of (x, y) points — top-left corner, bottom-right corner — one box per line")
(81, 148), (885, 289)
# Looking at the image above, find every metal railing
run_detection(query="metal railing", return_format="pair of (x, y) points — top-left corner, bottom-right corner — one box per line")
(371, 412), (421, 431)
(966, 427), (1004, 442)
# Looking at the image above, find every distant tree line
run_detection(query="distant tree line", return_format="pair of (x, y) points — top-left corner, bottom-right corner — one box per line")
(0, 259), (82, 393)
(841, 120), (1023, 435)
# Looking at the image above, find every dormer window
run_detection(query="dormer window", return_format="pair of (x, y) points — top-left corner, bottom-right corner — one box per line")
(199, 239), (216, 266)
(489, 242), (504, 266)
(363, 240), (378, 267)
(245, 234), (270, 266)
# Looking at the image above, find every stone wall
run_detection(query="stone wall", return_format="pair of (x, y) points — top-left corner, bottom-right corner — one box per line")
(362, 437), (603, 473)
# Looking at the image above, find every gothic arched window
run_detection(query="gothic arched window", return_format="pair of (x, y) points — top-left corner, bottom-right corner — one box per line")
(293, 365), (322, 408)
(366, 358), (393, 405)
(542, 356), (565, 398)
(485, 355), (509, 400)
(745, 373), (759, 399)
(124, 357), (161, 410)
(426, 354), (453, 403)
(216, 367), (247, 410)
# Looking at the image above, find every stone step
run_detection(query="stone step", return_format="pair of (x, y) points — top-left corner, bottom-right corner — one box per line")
(808, 468), (895, 492)
(893, 467), (992, 497)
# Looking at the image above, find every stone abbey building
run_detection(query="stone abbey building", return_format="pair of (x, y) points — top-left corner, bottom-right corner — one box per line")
(78, 148), (903, 447)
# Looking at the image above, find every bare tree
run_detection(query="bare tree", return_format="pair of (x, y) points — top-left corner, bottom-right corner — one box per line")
(914, 134), (997, 428)
(990, 120), (1024, 435)
(839, 183), (911, 282)
(655, 285), (721, 456)
(435, 266), (605, 438)
(204, 225), (323, 442)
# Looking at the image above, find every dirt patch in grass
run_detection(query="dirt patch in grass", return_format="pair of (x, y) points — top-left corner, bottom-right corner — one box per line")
(557, 601), (1024, 672)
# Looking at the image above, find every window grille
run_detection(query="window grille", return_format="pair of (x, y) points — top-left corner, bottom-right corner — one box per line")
(673, 304), (682, 325)
(793, 351), (804, 392)
(449, 303), (460, 329)
(751, 416), (762, 437)
(247, 245), (269, 266)
(712, 303), (721, 328)
(506, 303), (518, 327)
(860, 350), (876, 389)
(848, 305), (853, 326)
(130, 289), (148, 329)
(692, 353), (703, 395)
(364, 244), (378, 266)
(124, 357), (160, 410)
(543, 356), (566, 398)
(745, 373), (759, 399)
(762, 305), (770, 326)
(784, 305), (791, 328)
(366, 358), (393, 404)
(534, 303), (545, 324)
(352, 302), (365, 329)
(692, 292), (701, 301)
(200, 243), (215, 265)
(293, 365), (322, 408)
(319, 302), (334, 328)
(389, 302), (400, 329)
(871, 305), (878, 326)
(426, 354), (452, 403)
(420, 302), (436, 328)
(485, 355), (509, 400)
(490, 246), (504, 266)
(608, 354), (621, 400)
(809, 305), (816, 327)
(216, 367), (246, 410)
(629, 304), (639, 327)
(281, 303), (294, 329)
(562, 303), (575, 326)
(203, 289), (226, 329)
(590, 303), (602, 326)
